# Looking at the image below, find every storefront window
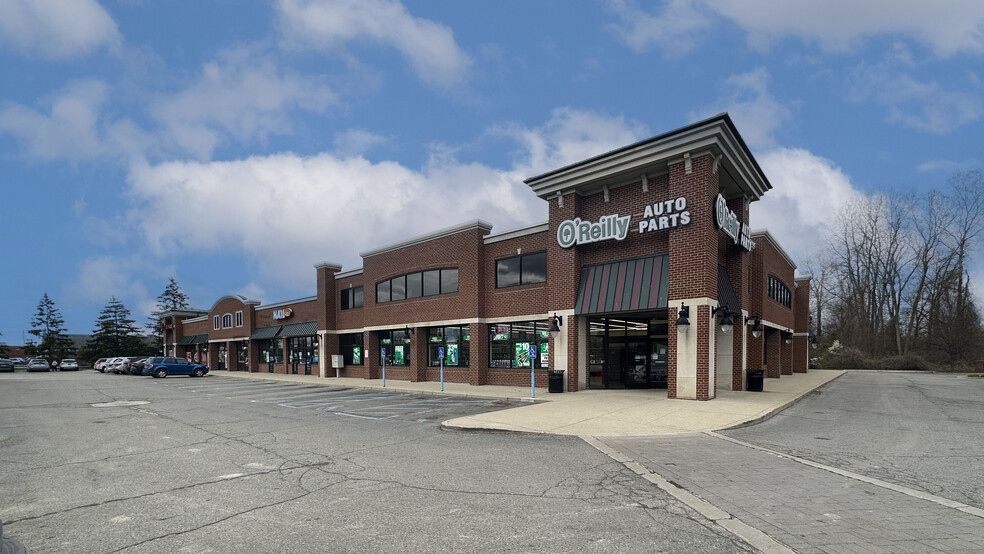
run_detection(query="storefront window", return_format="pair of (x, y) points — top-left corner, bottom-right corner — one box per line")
(259, 339), (283, 363)
(289, 336), (318, 364)
(340, 333), (363, 365)
(488, 321), (549, 369)
(237, 341), (248, 368)
(379, 329), (411, 366)
(427, 325), (470, 367)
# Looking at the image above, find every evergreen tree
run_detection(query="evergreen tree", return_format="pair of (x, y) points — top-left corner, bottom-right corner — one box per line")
(146, 278), (190, 346)
(81, 297), (153, 361)
(28, 293), (73, 363)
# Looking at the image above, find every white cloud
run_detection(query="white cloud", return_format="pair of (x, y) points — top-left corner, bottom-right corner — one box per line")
(123, 109), (647, 290)
(608, 1), (984, 58)
(849, 63), (982, 134)
(152, 48), (336, 159)
(690, 67), (793, 150)
(333, 128), (387, 157)
(605, 0), (715, 56)
(0, 0), (122, 59)
(752, 148), (862, 266)
(276, 0), (472, 89)
(712, 0), (984, 57)
(0, 80), (148, 161)
(917, 159), (979, 173)
(494, 107), (651, 176)
(69, 255), (151, 314)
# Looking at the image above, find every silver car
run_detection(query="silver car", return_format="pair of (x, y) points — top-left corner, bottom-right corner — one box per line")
(26, 358), (50, 372)
(59, 359), (79, 371)
(0, 358), (13, 372)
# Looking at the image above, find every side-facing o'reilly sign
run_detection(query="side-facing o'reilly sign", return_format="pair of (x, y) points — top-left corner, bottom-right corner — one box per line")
(713, 194), (753, 251)
(557, 214), (631, 248)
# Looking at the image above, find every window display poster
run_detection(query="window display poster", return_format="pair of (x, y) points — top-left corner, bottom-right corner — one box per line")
(540, 342), (549, 368)
(395, 345), (405, 365)
(352, 346), (361, 365)
(515, 342), (531, 368)
(446, 343), (458, 366)
(493, 325), (510, 341)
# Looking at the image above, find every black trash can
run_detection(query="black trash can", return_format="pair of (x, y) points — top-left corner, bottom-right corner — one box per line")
(747, 369), (764, 392)
(548, 370), (565, 393)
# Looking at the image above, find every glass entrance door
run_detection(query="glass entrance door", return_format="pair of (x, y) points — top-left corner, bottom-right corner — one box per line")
(587, 313), (668, 390)
(624, 340), (650, 388)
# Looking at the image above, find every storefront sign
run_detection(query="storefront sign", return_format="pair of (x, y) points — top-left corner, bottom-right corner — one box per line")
(713, 194), (753, 251)
(557, 214), (631, 248)
(638, 197), (691, 234)
(273, 307), (293, 320)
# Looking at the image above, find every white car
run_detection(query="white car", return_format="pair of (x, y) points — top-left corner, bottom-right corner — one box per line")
(93, 358), (108, 371)
(59, 359), (79, 371)
(103, 357), (123, 373)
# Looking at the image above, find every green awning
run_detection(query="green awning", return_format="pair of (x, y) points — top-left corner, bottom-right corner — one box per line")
(191, 334), (209, 345)
(718, 265), (741, 312)
(250, 325), (281, 340)
(177, 335), (196, 345)
(575, 254), (669, 315)
(278, 321), (318, 338)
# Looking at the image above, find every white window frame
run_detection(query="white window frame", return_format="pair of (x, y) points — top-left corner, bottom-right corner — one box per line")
(222, 313), (233, 329)
(235, 310), (243, 327)
(213, 315), (220, 330)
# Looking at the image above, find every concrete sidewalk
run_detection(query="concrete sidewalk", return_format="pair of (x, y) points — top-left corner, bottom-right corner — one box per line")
(211, 368), (843, 436)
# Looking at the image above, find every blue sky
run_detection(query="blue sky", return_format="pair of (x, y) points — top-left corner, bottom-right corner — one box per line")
(2, 0), (983, 340)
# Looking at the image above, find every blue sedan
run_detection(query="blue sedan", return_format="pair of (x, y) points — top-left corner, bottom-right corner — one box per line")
(143, 356), (208, 378)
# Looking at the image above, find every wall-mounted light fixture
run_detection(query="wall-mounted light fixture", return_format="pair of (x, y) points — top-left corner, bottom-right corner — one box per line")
(747, 315), (763, 339)
(675, 304), (690, 331)
(549, 314), (563, 338)
(782, 329), (793, 344)
(711, 304), (734, 334)
(405, 326), (415, 336)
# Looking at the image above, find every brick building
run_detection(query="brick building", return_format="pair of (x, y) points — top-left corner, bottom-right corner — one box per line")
(162, 114), (810, 400)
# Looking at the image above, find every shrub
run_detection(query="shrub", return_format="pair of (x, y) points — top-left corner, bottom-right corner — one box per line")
(827, 346), (873, 369)
(876, 354), (936, 371)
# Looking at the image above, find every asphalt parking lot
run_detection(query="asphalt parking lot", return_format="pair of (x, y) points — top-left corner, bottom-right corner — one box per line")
(154, 377), (520, 423)
(601, 372), (984, 553)
(0, 372), (751, 553)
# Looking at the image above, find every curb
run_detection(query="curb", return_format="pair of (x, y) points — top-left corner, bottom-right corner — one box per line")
(718, 371), (845, 431)
(581, 436), (795, 554)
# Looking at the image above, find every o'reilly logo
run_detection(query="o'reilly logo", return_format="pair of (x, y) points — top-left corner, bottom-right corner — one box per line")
(714, 194), (753, 251)
(557, 214), (630, 248)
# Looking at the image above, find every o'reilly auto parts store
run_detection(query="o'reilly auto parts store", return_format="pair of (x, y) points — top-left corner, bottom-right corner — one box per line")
(162, 114), (810, 401)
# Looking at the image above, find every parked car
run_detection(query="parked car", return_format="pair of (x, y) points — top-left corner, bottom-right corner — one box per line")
(0, 358), (13, 372)
(59, 359), (79, 371)
(143, 357), (208, 378)
(10, 357), (26, 365)
(125, 357), (148, 375)
(27, 358), (51, 372)
(93, 358), (108, 371)
(114, 356), (139, 374)
(103, 357), (124, 373)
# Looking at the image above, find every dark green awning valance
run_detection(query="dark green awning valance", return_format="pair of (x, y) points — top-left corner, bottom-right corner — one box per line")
(278, 321), (318, 338)
(575, 255), (669, 315)
(250, 325), (281, 340)
(718, 265), (741, 312)
(177, 335), (196, 345)
(191, 334), (209, 345)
